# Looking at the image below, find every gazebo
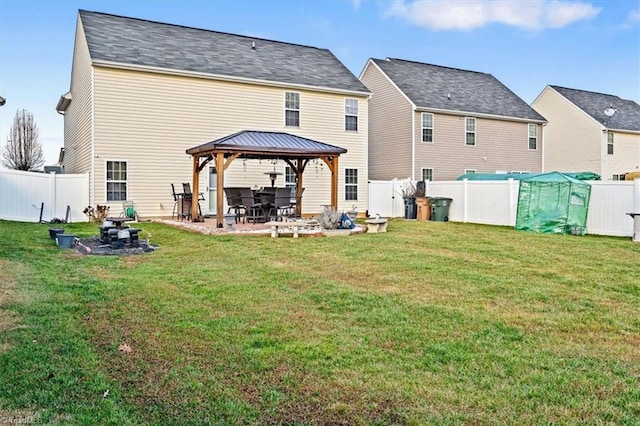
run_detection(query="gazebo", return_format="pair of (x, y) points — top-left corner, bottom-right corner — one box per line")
(186, 131), (347, 226)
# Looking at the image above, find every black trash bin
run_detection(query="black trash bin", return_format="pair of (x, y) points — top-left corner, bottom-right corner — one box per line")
(404, 196), (417, 219)
(430, 197), (452, 221)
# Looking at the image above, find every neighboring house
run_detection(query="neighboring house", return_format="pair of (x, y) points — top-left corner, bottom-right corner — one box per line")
(532, 85), (640, 180)
(359, 58), (546, 181)
(56, 10), (370, 218)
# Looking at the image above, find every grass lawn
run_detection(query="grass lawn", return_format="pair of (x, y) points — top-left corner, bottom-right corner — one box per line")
(0, 219), (639, 425)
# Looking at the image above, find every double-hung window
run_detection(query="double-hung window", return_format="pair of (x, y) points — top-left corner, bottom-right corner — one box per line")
(106, 161), (127, 201)
(421, 168), (434, 181)
(345, 168), (358, 201)
(528, 124), (538, 150)
(465, 117), (476, 146)
(285, 92), (300, 127)
(345, 99), (358, 131)
(422, 113), (433, 143)
(607, 132), (614, 155)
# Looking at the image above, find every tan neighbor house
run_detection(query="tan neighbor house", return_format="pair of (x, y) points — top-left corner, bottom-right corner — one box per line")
(56, 10), (370, 219)
(532, 85), (640, 180)
(360, 58), (546, 181)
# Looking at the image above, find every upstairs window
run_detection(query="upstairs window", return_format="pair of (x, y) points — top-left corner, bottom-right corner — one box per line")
(465, 117), (476, 146)
(421, 168), (433, 181)
(106, 161), (127, 201)
(607, 132), (614, 155)
(285, 92), (300, 127)
(345, 98), (358, 131)
(528, 124), (538, 150)
(345, 168), (358, 201)
(422, 113), (433, 143)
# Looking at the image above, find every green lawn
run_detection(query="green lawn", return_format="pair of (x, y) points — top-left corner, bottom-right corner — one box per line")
(1, 219), (639, 425)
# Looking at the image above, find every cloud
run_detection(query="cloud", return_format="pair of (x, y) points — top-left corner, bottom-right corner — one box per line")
(352, 0), (363, 10)
(385, 0), (601, 31)
(624, 8), (640, 28)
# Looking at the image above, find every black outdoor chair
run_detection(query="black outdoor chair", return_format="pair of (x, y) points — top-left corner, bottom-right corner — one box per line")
(224, 187), (245, 223)
(272, 187), (296, 221)
(182, 182), (204, 218)
(238, 187), (265, 223)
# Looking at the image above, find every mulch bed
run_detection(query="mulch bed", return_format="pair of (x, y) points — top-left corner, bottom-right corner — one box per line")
(74, 236), (158, 256)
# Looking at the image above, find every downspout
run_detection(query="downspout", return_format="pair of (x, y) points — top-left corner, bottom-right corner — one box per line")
(600, 129), (605, 179)
(411, 108), (416, 180)
(90, 67), (96, 207)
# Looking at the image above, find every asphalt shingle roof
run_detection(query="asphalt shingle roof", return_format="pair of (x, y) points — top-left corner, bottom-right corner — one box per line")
(372, 58), (545, 122)
(551, 86), (640, 132)
(79, 10), (369, 94)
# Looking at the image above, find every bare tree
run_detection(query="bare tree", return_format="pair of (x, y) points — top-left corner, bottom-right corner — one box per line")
(2, 109), (45, 171)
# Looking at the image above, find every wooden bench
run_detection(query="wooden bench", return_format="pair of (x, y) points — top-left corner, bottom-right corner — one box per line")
(266, 221), (317, 238)
(365, 218), (388, 233)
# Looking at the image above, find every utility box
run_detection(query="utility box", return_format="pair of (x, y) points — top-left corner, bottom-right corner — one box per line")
(416, 196), (431, 221)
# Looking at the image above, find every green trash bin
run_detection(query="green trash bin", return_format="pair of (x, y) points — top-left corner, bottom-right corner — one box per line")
(430, 197), (452, 222)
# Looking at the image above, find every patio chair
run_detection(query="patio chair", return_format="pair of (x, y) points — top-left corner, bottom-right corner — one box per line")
(238, 187), (265, 224)
(224, 187), (245, 223)
(171, 183), (180, 219)
(182, 182), (204, 218)
(272, 187), (296, 221)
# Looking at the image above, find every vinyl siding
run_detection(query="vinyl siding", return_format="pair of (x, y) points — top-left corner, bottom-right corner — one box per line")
(532, 87), (602, 174)
(414, 112), (542, 180)
(92, 66), (368, 217)
(604, 131), (640, 180)
(62, 18), (93, 188)
(360, 61), (414, 180)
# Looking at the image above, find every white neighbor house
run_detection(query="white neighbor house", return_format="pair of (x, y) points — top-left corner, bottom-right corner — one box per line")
(532, 85), (640, 180)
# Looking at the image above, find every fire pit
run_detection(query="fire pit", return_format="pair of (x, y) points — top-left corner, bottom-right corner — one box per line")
(75, 236), (157, 255)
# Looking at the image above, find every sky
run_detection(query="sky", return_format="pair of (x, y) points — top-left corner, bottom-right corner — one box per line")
(1, 0), (639, 168)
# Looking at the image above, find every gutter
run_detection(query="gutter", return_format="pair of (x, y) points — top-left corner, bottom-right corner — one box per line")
(55, 92), (72, 115)
(415, 105), (546, 124)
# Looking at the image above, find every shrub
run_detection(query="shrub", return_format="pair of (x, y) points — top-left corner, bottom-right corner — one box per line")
(83, 205), (110, 225)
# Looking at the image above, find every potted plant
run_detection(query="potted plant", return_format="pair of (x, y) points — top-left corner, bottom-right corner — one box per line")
(318, 205), (350, 236)
(347, 205), (358, 221)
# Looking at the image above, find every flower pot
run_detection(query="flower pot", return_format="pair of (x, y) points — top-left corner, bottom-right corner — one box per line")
(49, 228), (65, 240)
(56, 234), (77, 249)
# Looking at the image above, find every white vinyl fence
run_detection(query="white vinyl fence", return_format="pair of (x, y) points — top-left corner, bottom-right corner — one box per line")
(368, 178), (640, 237)
(0, 169), (89, 223)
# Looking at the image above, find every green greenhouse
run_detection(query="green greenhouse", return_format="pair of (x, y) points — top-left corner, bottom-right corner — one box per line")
(515, 172), (592, 235)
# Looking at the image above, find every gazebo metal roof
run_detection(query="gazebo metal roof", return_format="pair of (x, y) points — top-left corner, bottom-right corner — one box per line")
(186, 130), (347, 158)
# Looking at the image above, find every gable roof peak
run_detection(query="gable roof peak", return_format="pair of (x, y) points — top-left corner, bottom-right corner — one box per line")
(77, 10), (369, 94)
(550, 85), (640, 132)
(371, 57), (545, 122)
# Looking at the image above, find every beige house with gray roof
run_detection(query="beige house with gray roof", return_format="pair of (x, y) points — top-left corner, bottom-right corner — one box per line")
(360, 58), (546, 181)
(56, 10), (370, 219)
(532, 85), (640, 180)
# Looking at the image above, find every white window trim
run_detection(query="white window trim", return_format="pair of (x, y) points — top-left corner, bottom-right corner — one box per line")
(105, 159), (128, 203)
(344, 98), (358, 132)
(421, 112), (434, 144)
(607, 132), (614, 155)
(421, 167), (434, 181)
(465, 117), (476, 146)
(284, 91), (300, 127)
(528, 124), (538, 150)
(344, 168), (358, 201)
